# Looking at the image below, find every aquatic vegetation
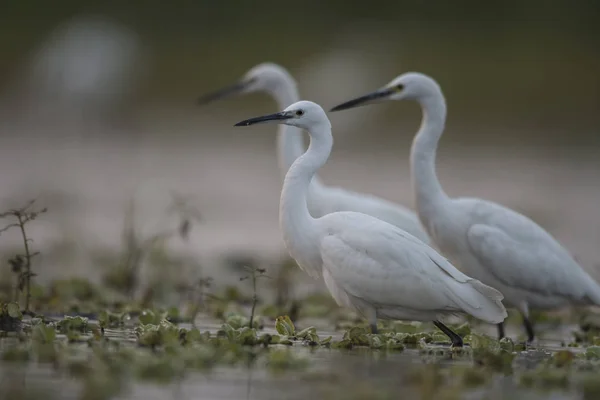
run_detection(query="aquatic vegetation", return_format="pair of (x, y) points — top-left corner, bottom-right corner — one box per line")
(57, 315), (89, 333)
(331, 326), (406, 351)
(239, 265), (270, 329)
(0, 200), (47, 312)
(275, 315), (296, 336)
(98, 310), (131, 329)
(0, 301), (23, 332)
(225, 312), (262, 329)
(584, 346), (600, 360)
(135, 318), (183, 348)
(467, 333), (516, 374)
(575, 311), (600, 343)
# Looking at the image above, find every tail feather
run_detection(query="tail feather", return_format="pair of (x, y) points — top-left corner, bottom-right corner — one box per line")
(584, 278), (600, 306)
(446, 279), (507, 324)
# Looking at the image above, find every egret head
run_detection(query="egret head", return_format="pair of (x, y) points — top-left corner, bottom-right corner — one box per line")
(234, 100), (330, 131)
(197, 62), (295, 104)
(329, 72), (441, 112)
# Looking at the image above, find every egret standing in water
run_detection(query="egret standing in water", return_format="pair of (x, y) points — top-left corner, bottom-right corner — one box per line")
(198, 63), (429, 243)
(330, 72), (600, 342)
(234, 100), (507, 346)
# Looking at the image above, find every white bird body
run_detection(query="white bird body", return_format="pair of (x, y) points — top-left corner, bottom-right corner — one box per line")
(199, 63), (429, 243)
(307, 184), (426, 240)
(330, 72), (600, 340)
(422, 196), (600, 312)
(235, 100), (507, 343)
(314, 211), (506, 324)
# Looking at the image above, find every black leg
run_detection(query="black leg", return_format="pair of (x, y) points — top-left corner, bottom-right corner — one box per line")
(497, 322), (505, 340)
(522, 316), (535, 343)
(370, 323), (378, 334)
(433, 320), (463, 347)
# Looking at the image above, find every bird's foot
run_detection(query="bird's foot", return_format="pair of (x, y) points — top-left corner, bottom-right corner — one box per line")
(433, 320), (463, 348)
(450, 336), (464, 348)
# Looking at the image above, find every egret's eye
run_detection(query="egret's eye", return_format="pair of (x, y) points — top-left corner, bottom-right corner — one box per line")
(296, 110), (304, 116)
(395, 84), (404, 91)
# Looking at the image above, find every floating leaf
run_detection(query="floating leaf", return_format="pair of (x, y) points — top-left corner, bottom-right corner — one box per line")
(139, 309), (156, 325)
(58, 316), (89, 333)
(275, 316), (295, 336)
(31, 324), (56, 344)
(278, 335), (293, 345)
(499, 337), (515, 352)
(585, 346), (600, 360)
(7, 302), (22, 319)
(296, 326), (316, 340)
(237, 327), (258, 345)
(269, 334), (281, 345)
(225, 313), (249, 329)
(320, 336), (332, 346)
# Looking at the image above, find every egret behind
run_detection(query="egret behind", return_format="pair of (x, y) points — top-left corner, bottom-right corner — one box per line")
(330, 72), (600, 342)
(198, 63), (430, 243)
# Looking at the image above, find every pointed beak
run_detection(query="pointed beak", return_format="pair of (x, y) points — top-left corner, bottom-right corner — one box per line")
(329, 87), (395, 112)
(234, 111), (293, 127)
(197, 78), (256, 105)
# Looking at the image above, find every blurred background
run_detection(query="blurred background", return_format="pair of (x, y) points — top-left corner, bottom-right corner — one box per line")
(0, 0), (599, 295)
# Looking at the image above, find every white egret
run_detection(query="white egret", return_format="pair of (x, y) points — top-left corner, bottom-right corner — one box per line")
(198, 63), (430, 243)
(234, 100), (507, 346)
(330, 72), (600, 342)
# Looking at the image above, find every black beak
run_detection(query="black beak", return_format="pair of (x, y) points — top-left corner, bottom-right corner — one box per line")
(329, 87), (394, 112)
(197, 78), (256, 105)
(234, 111), (292, 127)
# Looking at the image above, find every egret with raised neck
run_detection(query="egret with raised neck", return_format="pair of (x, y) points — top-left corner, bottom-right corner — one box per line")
(234, 100), (507, 346)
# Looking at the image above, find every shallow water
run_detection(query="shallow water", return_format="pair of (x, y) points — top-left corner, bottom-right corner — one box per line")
(1, 314), (595, 400)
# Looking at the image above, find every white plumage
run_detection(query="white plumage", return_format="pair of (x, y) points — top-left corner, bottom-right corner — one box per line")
(330, 72), (600, 341)
(198, 63), (429, 243)
(235, 100), (507, 346)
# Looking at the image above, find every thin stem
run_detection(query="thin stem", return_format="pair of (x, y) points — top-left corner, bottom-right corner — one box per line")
(14, 275), (19, 303)
(0, 223), (19, 235)
(249, 271), (257, 329)
(16, 213), (32, 312)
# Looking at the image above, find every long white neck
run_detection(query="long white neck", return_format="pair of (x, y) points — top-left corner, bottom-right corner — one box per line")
(271, 80), (324, 187)
(279, 121), (332, 278)
(410, 91), (450, 225)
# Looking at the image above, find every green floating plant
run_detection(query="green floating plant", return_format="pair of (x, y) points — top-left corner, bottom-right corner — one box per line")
(584, 346), (600, 360)
(135, 319), (184, 348)
(98, 310), (131, 329)
(275, 315), (296, 336)
(331, 326), (406, 351)
(0, 301), (23, 332)
(58, 316), (89, 333)
(57, 315), (90, 342)
(225, 312), (261, 329)
(466, 333), (515, 374)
